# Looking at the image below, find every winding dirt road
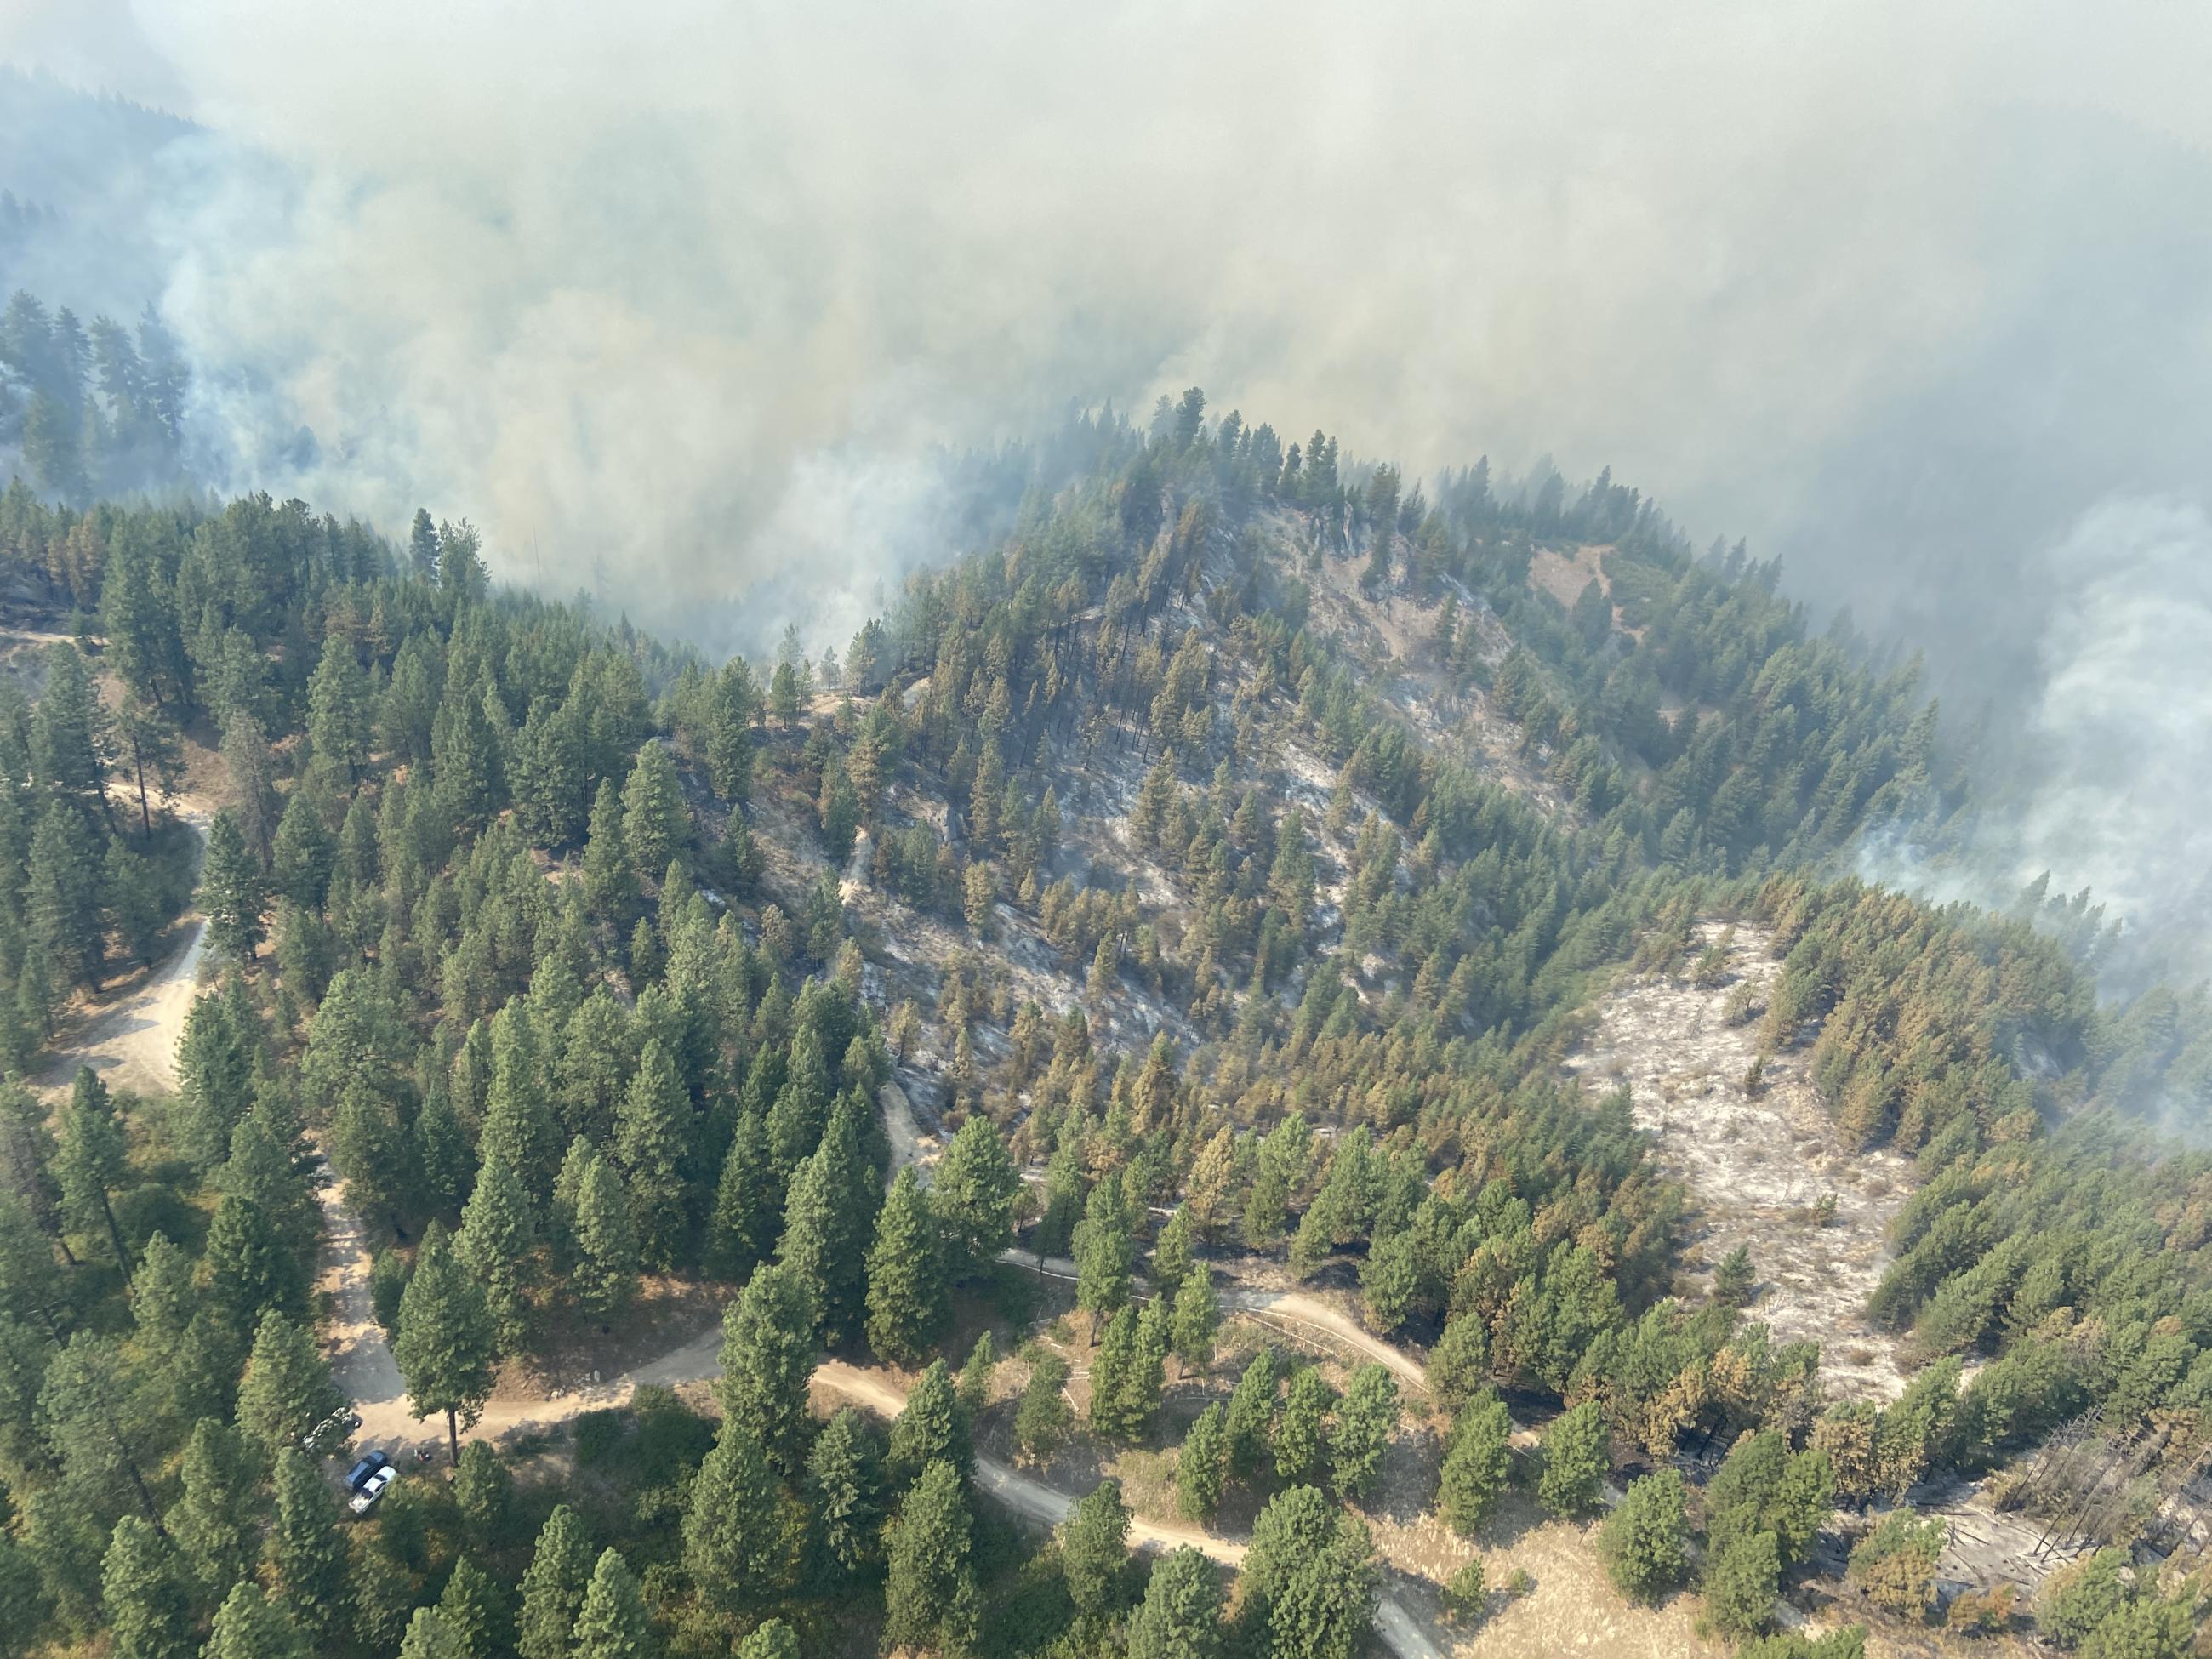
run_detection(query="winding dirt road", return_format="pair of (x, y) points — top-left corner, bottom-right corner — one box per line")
(37, 803), (212, 1100)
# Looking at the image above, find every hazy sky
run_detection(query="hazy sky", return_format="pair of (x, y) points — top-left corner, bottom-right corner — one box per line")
(7, 0), (2212, 972)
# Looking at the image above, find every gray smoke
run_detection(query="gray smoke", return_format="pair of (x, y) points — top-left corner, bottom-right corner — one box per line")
(5, 0), (2212, 973)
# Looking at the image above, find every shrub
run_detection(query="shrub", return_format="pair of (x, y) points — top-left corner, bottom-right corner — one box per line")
(1444, 1559), (1487, 1622)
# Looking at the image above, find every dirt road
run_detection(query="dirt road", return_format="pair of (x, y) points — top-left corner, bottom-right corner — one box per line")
(37, 804), (211, 1100)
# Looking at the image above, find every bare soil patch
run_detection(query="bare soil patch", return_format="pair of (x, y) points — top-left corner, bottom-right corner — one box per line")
(1565, 923), (1915, 1402)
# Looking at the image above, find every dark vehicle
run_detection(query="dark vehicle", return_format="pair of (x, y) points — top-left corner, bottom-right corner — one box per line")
(344, 1450), (391, 1492)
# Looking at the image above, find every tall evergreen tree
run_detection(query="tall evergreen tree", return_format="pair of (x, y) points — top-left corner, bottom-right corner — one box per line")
(887, 1360), (969, 1490)
(805, 1407), (883, 1585)
(168, 1419), (255, 1607)
(570, 1149), (640, 1322)
(235, 1310), (342, 1467)
(1061, 1479), (1130, 1617)
(929, 1115), (1018, 1277)
(202, 1579), (305, 1659)
(715, 1261), (817, 1474)
(54, 1067), (130, 1273)
(774, 1097), (875, 1344)
(1126, 1548), (1223, 1659)
(881, 1462), (977, 1659)
(612, 1037), (692, 1269)
(269, 1450), (350, 1645)
(1073, 1179), (1131, 1340)
(101, 1517), (192, 1659)
(516, 1508), (592, 1659)
(455, 1158), (540, 1354)
(681, 1417), (782, 1614)
(619, 743), (687, 881)
(570, 1550), (651, 1659)
(865, 1166), (947, 1368)
(393, 1223), (499, 1463)
(704, 1110), (778, 1280)
(200, 812), (266, 963)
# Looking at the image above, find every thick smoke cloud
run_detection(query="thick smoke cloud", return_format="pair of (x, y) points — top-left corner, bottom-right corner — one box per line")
(5, 0), (2212, 972)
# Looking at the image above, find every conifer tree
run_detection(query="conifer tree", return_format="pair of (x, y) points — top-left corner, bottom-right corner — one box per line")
(1329, 1364), (1398, 1504)
(397, 1607), (469, 1659)
(1127, 1548), (1223, 1659)
(437, 1557), (512, 1659)
(734, 1625), (795, 1659)
(168, 1418), (255, 1607)
(1273, 1367), (1334, 1486)
(887, 1360), (969, 1489)
(103, 841), (163, 968)
(774, 1098), (875, 1343)
(580, 781), (636, 925)
(682, 1417), (781, 1613)
(571, 1549), (651, 1659)
(1062, 1479), (1130, 1617)
(1536, 1400), (1609, 1519)
(202, 1581), (304, 1659)
(1240, 1486), (1375, 1659)
(393, 1223), (499, 1463)
(482, 1000), (560, 1200)
(1177, 1402), (1229, 1520)
(621, 743), (687, 881)
(54, 1067), (130, 1273)
(516, 1508), (593, 1659)
(269, 1451), (350, 1644)
(1598, 1469), (1690, 1603)
(28, 801), (103, 985)
(1151, 1205), (1194, 1290)
(805, 1406), (884, 1585)
(457, 1158), (540, 1354)
(1440, 1397), (1514, 1536)
(1171, 1273), (1220, 1377)
(930, 1115), (1018, 1277)
(571, 1150), (640, 1321)
(130, 1232), (195, 1346)
(235, 1310), (342, 1465)
(613, 1037), (692, 1268)
(704, 1110), (778, 1280)
(1073, 1179), (1130, 1340)
(865, 1166), (947, 1367)
(305, 642), (372, 781)
(881, 1461), (977, 1659)
(1225, 1347), (1279, 1479)
(101, 1517), (192, 1659)
(453, 1440), (516, 1548)
(715, 1261), (816, 1474)
(200, 811), (266, 963)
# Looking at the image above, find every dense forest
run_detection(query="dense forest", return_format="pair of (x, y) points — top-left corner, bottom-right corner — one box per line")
(0, 373), (2198, 1659)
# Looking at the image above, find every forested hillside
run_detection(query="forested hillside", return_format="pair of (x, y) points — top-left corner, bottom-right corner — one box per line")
(0, 391), (2199, 1659)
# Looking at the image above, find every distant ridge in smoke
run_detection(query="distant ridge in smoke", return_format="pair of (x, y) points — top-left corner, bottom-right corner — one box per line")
(4, 1), (2212, 978)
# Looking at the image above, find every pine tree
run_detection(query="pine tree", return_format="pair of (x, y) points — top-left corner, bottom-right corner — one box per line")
(1014, 1353), (1072, 1462)
(1428, 1314), (1491, 1416)
(1171, 1274), (1220, 1377)
(168, 1418), (255, 1606)
(774, 1098), (875, 1344)
(620, 744), (687, 882)
(1440, 1397), (1514, 1536)
(516, 1508), (593, 1659)
(1598, 1469), (1690, 1603)
(1062, 1479), (1130, 1616)
(453, 1441), (516, 1548)
(881, 1461), (977, 1658)
(1224, 1347), (1279, 1479)
(270, 786), (336, 911)
(130, 1232), (195, 1346)
(1536, 1400), (1609, 1518)
(613, 1037), (692, 1268)
(26, 801), (102, 985)
(1126, 1548), (1223, 1659)
(1273, 1367), (1334, 1485)
(269, 1450), (350, 1644)
(580, 781), (636, 926)
(865, 1166), (947, 1367)
(54, 1067), (130, 1272)
(398, 1088), (492, 1278)
(704, 1110), (778, 1280)
(682, 1416), (782, 1612)
(930, 1115), (1018, 1277)
(414, 1087), (474, 1216)
(1177, 1402), (1229, 1520)
(734, 1624), (796, 1659)
(438, 1557), (513, 1659)
(571, 1549), (652, 1659)
(1073, 1179), (1131, 1339)
(570, 1150), (640, 1321)
(715, 1261), (817, 1474)
(1240, 1485), (1376, 1659)
(481, 1001), (560, 1200)
(805, 1406), (884, 1585)
(104, 840), (164, 968)
(305, 642), (372, 781)
(1151, 1206), (1194, 1290)
(887, 1360), (969, 1489)
(200, 811), (266, 963)
(397, 1608), (470, 1659)
(236, 1310), (342, 1465)
(202, 1581), (304, 1659)
(393, 1223), (499, 1462)
(102, 1517), (193, 1659)
(1329, 1365), (1398, 1505)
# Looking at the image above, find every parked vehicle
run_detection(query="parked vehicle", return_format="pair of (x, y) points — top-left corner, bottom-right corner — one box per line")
(349, 1466), (396, 1515)
(344, 1450), (390, 1491)
(303, 1408), (363, 1453)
